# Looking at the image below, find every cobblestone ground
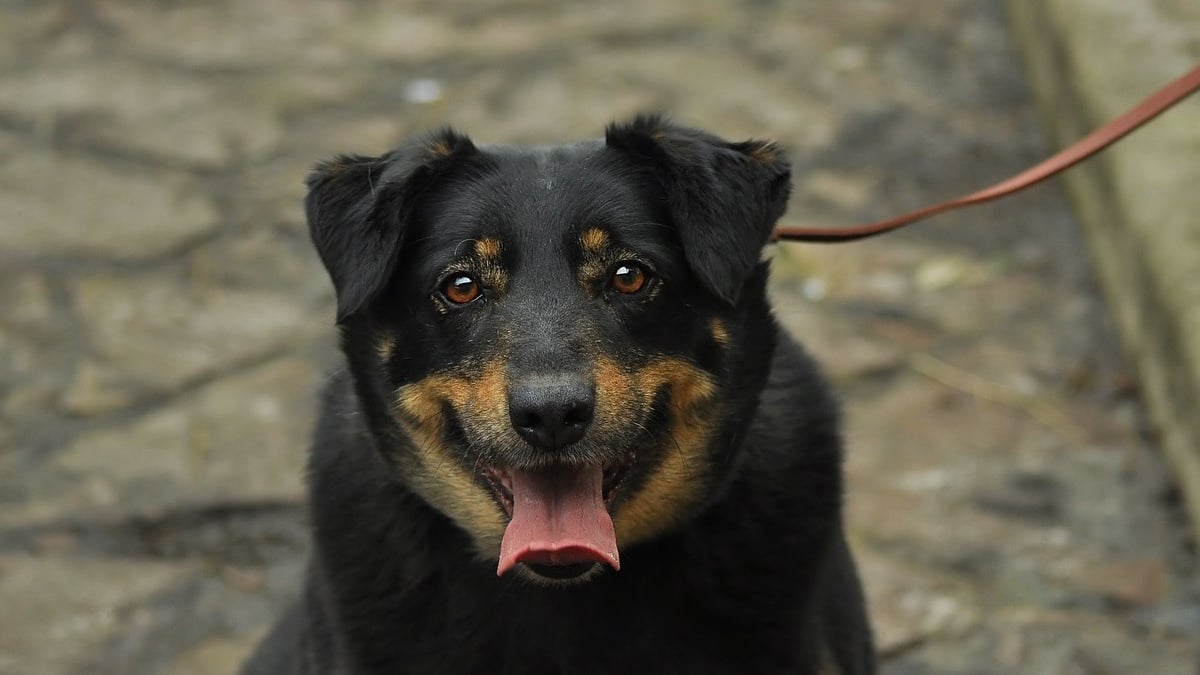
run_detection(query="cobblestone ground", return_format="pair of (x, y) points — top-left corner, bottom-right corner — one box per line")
(1, 1), (1198, 673)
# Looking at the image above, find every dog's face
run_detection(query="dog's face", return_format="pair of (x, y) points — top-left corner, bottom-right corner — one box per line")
(307, 116), (790, 583)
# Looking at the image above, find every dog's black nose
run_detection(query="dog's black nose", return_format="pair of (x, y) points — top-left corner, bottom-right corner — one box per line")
(508, 376), (595, 451)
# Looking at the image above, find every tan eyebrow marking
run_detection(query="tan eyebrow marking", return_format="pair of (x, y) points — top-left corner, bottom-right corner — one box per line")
(580, 228), (610, 253)
(474, 237), (502, 260)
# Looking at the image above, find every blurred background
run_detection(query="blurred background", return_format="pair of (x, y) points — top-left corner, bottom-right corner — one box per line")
(1, 1), (1198, 673)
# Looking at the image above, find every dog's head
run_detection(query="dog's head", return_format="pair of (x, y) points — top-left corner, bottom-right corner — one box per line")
(307, 115), (791, 584)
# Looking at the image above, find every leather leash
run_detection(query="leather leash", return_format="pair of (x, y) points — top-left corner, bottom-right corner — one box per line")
(772, 64), (1200, 243)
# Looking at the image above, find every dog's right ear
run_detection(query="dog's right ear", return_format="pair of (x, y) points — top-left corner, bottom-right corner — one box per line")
(306, 130), (477, 323)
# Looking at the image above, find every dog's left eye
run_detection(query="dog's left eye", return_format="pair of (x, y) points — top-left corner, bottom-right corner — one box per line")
(610, 262), (650, 295)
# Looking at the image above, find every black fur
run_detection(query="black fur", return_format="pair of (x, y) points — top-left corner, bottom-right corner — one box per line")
(243, 116), (874, 675)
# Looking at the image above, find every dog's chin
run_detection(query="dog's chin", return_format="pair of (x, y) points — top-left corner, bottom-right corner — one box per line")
(514, 560), (607, 587)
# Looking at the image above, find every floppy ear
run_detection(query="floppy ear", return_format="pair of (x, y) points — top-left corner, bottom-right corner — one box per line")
(604, 115), (791, 304)
(306, 129), (477, 323)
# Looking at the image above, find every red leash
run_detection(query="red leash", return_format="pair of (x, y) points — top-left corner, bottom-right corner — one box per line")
(772, 64), (1200, 243)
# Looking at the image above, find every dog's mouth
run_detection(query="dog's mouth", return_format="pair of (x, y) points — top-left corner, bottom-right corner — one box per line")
(484, 451), (635, 580)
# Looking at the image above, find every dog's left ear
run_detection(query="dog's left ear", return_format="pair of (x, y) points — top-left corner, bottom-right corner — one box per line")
(605, 115), (791, 304)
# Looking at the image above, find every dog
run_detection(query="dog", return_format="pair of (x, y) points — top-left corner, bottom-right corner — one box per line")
(241, 115), (874, 674)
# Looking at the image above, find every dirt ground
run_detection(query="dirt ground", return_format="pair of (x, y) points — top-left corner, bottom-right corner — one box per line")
(1, 1), (1197, 673)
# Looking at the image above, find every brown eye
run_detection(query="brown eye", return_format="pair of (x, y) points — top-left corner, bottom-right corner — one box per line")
(442, 274), (482, 304)
(611, 262), (649, 295)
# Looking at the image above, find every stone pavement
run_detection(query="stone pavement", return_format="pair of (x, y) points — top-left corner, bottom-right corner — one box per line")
(0, 1), (1196, 673)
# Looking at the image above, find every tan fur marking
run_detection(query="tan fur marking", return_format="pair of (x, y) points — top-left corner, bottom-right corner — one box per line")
(590, 357), (640, 438)
(479, 263), (509, 297)
(576, 259), (608, 293)
(580, 228), (610, 253)
(394, 361), (511, 556)
(317, 158), (355, 177)
(376, 333), (397, 362)
(595, 356), (719, 547)
(474, 237), (502, 261)
(460, 239), (509, 297)
(426, 139), (454, 157)
(709, 317), (731, 347)
(745, 141), (779, 164)
(391, 350), (719, 557)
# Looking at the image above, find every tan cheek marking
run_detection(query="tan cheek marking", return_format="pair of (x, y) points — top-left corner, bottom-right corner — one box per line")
(466, 361), (513, 445)
(393, 361), (512, 556)
(592, 357), (642, 438)
(639, 358), (718, 411)
(580, 227), (610, 254)
(709, 317), (731, 347)
(606, 356), (718, 548)
(474, 237), (502, 261)
(403, 443), (507, 556)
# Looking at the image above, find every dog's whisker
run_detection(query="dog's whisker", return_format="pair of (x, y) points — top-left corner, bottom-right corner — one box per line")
(454, 239), (480, 258)
(627, 221), (674, 231)
(662, 427), (692, 479)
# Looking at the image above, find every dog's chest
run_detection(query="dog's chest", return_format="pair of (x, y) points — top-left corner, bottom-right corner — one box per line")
(377, 579), (811, 675)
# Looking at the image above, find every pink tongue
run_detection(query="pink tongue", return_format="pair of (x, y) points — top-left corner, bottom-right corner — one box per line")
(496, 465), (620, 576)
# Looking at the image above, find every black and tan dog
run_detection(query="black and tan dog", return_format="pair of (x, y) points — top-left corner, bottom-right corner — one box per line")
(242, 115), (874, 674)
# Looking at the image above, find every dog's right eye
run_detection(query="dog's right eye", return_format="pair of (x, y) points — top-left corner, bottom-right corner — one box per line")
(441, 274), (482, 305)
